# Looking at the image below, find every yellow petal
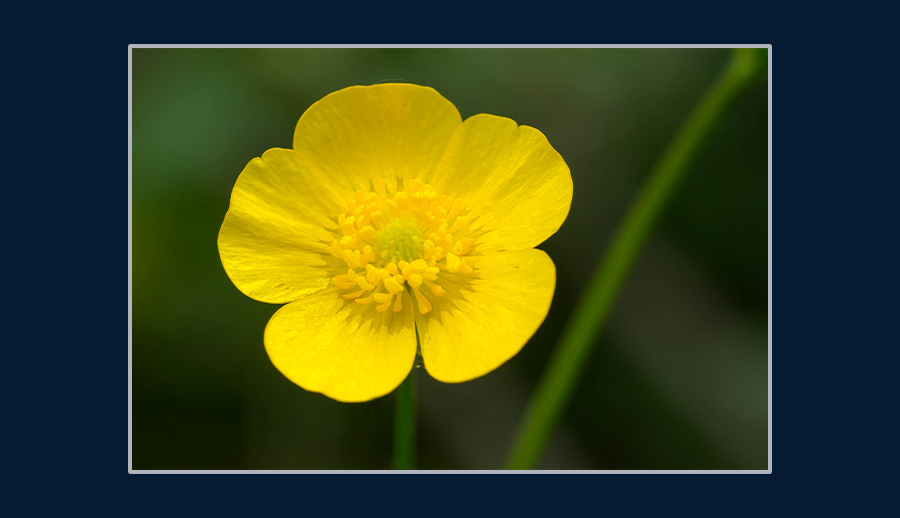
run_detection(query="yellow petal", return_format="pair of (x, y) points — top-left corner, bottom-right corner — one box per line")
(292, 83), (462, 193)
(433, 114), (573, 252)
(218, 148), (347, 304)
(416, 249), (556, 383)
(265, 290), (417, 402)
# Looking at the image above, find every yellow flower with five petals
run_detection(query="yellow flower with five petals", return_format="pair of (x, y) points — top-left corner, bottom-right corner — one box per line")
(218, 84), (572, 402)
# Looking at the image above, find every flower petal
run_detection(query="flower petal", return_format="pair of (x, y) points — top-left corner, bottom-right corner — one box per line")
(416, 249), (556, 383)
(432, 114), (573, 252)
(292, 83), (462, 193)
(218, 148), (347, 304)
(265, 290), (417, 402)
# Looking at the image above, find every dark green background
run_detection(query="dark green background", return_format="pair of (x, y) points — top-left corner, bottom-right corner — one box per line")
(131, 48), (768, 470)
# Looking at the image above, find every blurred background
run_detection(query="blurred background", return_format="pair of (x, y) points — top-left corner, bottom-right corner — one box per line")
(131, 48), (768, 470)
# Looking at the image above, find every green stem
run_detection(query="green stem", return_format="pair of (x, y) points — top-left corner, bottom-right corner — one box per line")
(505, 48), (767, 470)
(392, 368), (416, 469)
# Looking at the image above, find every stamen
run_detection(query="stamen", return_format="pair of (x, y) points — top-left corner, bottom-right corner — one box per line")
(328, 178), (477, 317)
(412, 287), (432, 314)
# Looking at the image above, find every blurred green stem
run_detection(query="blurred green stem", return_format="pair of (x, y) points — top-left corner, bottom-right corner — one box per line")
(393, 368), (416, 469)
(505, 48), (767, 470)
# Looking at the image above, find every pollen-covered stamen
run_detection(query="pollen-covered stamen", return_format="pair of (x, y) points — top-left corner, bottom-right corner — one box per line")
(328, 178), (476, 315)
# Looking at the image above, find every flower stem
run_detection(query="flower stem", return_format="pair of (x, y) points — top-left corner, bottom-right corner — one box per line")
(393, 368), (416, 470)
(505, 48), (767, 470)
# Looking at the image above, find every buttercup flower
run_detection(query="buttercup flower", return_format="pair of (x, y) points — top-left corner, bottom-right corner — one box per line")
(218, 84), (572, 402)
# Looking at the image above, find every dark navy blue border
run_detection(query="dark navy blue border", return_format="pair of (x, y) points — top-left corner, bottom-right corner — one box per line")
(18, 0), (882, 512)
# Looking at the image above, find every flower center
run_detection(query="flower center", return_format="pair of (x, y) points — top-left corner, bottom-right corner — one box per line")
(328, 179), (475, 315)
(376, 217), (424, 263)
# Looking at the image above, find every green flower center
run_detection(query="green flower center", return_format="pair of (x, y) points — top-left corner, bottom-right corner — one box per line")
(376, 217), (424, 263)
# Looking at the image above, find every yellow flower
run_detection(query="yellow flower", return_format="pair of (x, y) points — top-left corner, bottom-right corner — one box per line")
(217, 84), (572, 402)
